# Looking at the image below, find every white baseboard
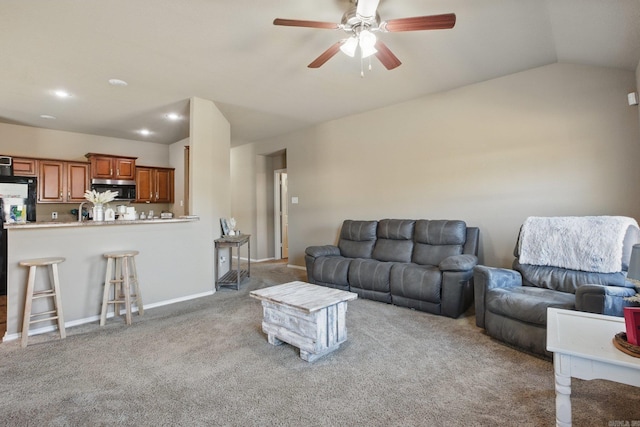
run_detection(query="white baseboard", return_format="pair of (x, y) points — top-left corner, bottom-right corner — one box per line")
(3, 290), (214, 343)
(288, 264), (305, 271)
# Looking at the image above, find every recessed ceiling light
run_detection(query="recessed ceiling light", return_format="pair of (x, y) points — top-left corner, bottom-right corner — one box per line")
(108, 78), (128, 86)
(166, 113), (180, 121)
(54, 90), (71, 98)
(139, 129), (151, 136)
(40, 114), (56, 120)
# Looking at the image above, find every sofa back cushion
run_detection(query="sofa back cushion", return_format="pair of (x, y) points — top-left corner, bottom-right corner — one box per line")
(412, 220), (466, 266)
(372, 219), (415, 263)
(512, 219), (640, 292)
(338, 220), (378, 259)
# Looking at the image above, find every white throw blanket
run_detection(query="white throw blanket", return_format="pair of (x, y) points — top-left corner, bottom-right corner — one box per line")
(518, 216), (639, 273)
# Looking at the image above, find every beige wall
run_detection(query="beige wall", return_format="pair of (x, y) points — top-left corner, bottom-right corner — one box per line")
(169, 137), (189, 217)
(231, 63), (640, 268)
(0, 122), (169, 165)
(190, 97), (230, 278)
(637, 58), (640, 129)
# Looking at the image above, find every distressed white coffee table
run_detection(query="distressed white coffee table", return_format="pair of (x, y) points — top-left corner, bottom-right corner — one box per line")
(250, 281), (357, 362)
(546, 308), (640, 427)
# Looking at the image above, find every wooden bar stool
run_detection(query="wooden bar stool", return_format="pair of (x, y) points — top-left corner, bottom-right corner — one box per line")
(19, 257), (66, 348)
(100, 250), (143, 326)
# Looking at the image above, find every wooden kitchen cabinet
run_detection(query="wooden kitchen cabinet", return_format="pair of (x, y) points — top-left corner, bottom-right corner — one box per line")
(12, 157), (38, 176)
(38, 160), (90, 203)
(86, 153), (136, 181)
(136, 166), (174, 203)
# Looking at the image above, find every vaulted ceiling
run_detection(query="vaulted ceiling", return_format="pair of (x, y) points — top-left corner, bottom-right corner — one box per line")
(0, 0), (639, 146)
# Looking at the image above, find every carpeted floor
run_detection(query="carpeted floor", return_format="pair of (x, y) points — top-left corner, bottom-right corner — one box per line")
(0, 260), (639, 426)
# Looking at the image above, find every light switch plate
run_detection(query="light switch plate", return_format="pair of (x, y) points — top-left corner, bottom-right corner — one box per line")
(291, 197), (299, 204)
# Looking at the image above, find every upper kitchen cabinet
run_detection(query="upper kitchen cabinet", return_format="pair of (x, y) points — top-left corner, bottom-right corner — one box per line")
(38, 160), (90, 203)
(85, 153), (136, 181)
(11, 157), (38, 176)
(136, 166), (174, 203)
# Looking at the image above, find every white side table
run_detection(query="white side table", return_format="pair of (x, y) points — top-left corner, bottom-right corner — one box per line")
(546, 308), (640, 427)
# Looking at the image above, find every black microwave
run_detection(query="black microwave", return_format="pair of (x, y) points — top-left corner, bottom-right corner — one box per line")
(91, 179), (136, 201)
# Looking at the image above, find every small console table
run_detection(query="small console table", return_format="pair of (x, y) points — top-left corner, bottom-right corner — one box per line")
(214, 234), (250, 290)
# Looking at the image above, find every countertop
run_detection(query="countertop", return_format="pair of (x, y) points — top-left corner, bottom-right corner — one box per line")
(5, 216), (200, 229)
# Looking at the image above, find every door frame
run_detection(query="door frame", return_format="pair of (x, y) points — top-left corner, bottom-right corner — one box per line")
(274, 168), (287, 260)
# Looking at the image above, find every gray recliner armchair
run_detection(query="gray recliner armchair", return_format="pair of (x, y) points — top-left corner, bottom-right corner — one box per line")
(474, 216), (640, 357)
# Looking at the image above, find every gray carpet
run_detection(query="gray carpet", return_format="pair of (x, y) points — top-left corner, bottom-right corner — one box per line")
(1, 260), (639, 426)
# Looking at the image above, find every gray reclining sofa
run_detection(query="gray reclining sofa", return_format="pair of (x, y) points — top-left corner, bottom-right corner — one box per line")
(474, 216), (640, 357)
(305, 219), (480, 318)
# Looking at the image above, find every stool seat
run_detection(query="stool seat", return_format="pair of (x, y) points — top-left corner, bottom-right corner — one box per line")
(100, 250), (143, 326)
(19, 256), (66, 347)
(104, 250), (139, 258)
(19, 257), (66, 267)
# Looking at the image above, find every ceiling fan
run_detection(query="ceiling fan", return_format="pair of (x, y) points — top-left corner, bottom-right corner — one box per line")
(273, 0), (456, 71)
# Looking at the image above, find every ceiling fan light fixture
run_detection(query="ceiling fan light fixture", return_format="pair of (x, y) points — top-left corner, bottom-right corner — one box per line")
(340, 36), (358, 57)
(358, 29), (377, 58)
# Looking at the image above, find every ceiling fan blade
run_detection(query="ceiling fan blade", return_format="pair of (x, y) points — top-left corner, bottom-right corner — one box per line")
(308, 41), (344, 68)
(382, 13), (456, 32)
(273, 18), (339, 30)
(374, 41), (402, 70)
(356, 0), (380, 19)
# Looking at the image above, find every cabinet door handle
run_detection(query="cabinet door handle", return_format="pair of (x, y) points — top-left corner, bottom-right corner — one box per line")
(117, 168), (120, 176)
(110, 168), (113, 176)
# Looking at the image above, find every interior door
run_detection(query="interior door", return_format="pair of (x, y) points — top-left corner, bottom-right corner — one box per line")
(281, 173), (289, 259)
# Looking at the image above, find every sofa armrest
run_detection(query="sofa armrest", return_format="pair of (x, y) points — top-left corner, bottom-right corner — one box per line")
(473, 265), (523, 328)
(575, 284), (637, 317)
(305, 245), (341, 258)
(439, 254), (478, 272)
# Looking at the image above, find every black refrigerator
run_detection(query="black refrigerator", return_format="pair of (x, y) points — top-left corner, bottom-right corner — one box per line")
(0, 176), (37, 295)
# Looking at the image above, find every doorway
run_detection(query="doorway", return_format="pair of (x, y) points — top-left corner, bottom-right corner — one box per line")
(274, 169), (288, 260)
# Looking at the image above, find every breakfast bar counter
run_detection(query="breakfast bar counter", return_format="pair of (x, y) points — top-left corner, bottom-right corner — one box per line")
(4, 216), (199, 229)
(3, 215), (214, 342)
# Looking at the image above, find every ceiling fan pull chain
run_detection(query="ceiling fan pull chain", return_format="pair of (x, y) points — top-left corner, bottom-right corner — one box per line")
(360, 55), (365, 78)
(368, 56), (372, 71)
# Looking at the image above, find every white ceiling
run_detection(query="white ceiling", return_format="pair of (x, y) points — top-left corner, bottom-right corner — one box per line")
(0, 0), (639, 146)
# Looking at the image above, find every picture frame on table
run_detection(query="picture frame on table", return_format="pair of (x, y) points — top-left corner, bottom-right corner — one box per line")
(220, 218), (230, 236)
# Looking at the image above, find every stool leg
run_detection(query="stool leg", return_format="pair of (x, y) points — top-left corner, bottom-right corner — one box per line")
(130, 256), (143, 316)
(49, 263), (66, 339)
(21, 265), (37, 348)
(113, 257), (123, 319)
(100, 258), (113, 326)
(122, 257), (132, 325)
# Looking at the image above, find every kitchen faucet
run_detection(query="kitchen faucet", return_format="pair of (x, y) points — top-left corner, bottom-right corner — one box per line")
(78, 201), (87, 222)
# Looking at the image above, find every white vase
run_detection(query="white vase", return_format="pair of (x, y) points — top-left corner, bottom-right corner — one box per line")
(93, 203), (104, 222)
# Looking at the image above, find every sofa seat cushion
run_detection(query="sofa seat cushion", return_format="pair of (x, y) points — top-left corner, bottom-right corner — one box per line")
(349, 259), (393, 302)
(486, 286), (575, 326)
(312, 256), (351, 287)
(390, 264), (442, 304)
